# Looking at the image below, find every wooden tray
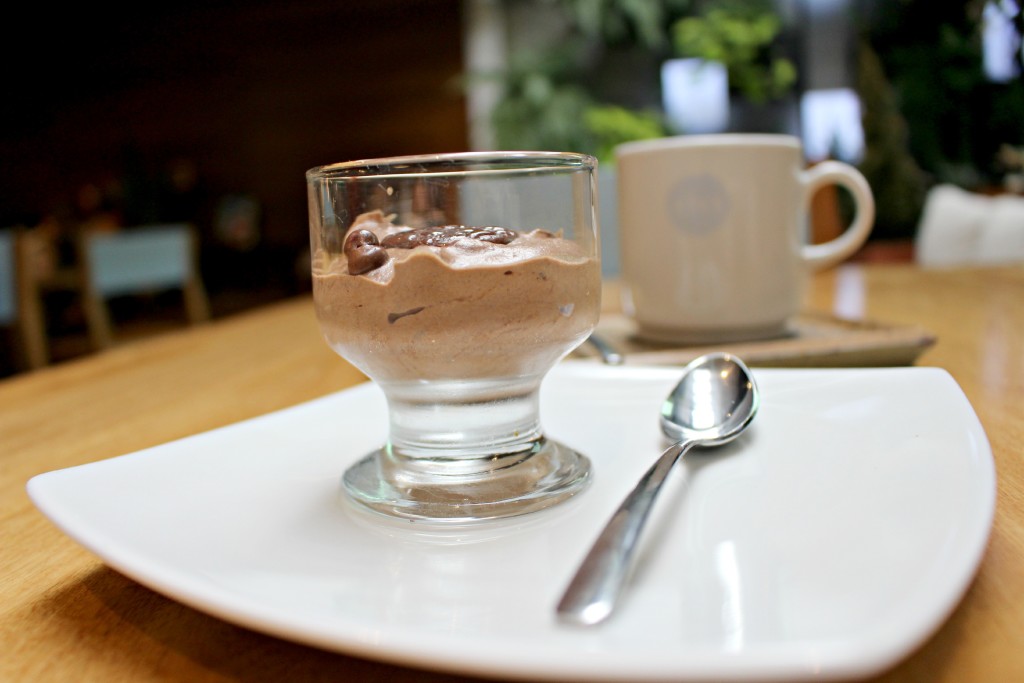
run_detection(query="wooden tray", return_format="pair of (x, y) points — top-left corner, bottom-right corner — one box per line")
(571, 312), (937, 368)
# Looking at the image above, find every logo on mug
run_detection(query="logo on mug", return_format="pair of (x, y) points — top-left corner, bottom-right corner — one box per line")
(667, 174), (729, 236)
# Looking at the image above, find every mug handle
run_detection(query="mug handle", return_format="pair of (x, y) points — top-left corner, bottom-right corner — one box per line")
(800, 161), (876, 270)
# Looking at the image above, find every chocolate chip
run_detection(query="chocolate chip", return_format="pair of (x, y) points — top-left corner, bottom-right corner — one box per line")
(345, 229), (379, 249)
(468, 226), (518, 244)
(344, 229), (389, 275)
(380, 225), (518, 249)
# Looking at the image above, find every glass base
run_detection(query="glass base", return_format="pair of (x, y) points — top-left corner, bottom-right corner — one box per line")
(341, 437), (591, 521)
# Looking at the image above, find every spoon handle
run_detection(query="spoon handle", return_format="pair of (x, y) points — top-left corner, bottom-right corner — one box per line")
(556, 439), (695, 626)
(585, 333), (625, 365)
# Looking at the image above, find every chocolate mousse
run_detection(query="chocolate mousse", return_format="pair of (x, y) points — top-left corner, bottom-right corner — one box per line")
(312, 210), (600, 383)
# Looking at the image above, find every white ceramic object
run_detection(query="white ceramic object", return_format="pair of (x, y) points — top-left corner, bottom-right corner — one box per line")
(28, 362), (994, 682)
(616, 134), (875, 343)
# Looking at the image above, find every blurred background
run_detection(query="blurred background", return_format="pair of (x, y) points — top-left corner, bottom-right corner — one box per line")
(2, 0), (1022, 376)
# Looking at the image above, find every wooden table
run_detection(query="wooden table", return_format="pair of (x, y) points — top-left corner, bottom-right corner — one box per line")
(2, 264), (1022, 682)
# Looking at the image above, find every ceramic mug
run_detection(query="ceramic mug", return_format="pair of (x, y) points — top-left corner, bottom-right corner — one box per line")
(615, 134), (875, 343)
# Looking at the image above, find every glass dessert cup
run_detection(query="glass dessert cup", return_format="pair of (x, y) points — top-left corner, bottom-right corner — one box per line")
(306, 152), (601, 522)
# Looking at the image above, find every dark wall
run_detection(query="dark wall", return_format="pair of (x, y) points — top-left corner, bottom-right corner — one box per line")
(1, 0), (469, 297)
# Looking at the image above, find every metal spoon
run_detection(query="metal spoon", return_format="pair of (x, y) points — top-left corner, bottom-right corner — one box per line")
(555, 352), (759, 626)
(585, 333), (625, 365)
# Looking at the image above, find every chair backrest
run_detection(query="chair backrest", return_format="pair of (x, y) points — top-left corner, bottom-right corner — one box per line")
(0, 228), (49, 369)
(916, 184), (1024, 267)
(83, 224), (196, 297)
(976, 195), (1024, 265)
(0, 229), (15, 323)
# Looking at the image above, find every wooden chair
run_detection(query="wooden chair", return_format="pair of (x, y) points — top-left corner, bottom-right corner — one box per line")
(78, 223), (211, 349)
(0, 228), (50, 370)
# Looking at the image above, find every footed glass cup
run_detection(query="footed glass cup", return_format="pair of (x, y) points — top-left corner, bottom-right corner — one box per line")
(306, 152), (601, 521)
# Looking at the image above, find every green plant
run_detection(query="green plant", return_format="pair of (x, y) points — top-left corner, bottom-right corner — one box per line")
(562, 0), (693, 50)
(475, 0), (684, 160)
(489, 58), (667, 160)
(855, 39), (927, 240)
(584, 104), (666, 160)
(487, 45), (597, 153)
(865, 0), (1024, 188)
(671, 3), (796, 104)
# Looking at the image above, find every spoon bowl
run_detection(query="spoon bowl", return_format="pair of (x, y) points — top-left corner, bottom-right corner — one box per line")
(556, 352), (759, 626)
(660, 352), (759, 445)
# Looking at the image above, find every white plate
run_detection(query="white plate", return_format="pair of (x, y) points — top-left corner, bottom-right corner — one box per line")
(28, 362), (995, 682)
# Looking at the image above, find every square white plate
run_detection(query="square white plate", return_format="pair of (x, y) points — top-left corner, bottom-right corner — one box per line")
(28, 362), (995, 681)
